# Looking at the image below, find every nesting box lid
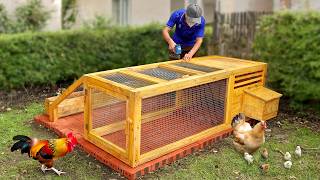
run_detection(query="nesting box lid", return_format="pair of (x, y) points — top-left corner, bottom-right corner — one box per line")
(244, 86), (282, 102)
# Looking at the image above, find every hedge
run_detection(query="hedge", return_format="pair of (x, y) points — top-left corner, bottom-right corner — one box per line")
(0, 24), (211, 90)
(253, 12), (320, 109)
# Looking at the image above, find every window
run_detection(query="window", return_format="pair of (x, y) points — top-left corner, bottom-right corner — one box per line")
(112, 0), (129, 25)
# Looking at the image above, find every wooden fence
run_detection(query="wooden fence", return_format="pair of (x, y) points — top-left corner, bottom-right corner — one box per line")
(212, 11), (273, 59)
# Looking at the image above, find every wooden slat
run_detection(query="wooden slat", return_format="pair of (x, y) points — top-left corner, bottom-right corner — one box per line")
(159, 64), (205, 75)
(91, 106), (176, 137)
(48, 76), (86, 121)
(88, 132), (128, 163)
(120, 70), (167, 83)
(83, 83), (91, 139)
(138, 124), (230, 165)
(234, 77), (262, 88)
(261, 64), (268, 86)
(135, 70), (230, 98)
(235, 71), (263, 81)
(225, 76), (235, 125)
(86, 75), (133, 97)
(92, 121), (125, 136)
(127, 92), (142, 167)
(234, 83), (262, 96)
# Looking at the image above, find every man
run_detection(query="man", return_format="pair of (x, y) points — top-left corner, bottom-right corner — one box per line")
(162, 3), (205, 60)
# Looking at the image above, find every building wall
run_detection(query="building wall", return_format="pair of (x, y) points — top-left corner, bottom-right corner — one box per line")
(130, 0), (170, 25)
(74, 0), (112, 27)
(273, 0), (320, 11)
(218, 0), (273, 13)
(0, 0), (61, 31)
(170, 0), (184, 12)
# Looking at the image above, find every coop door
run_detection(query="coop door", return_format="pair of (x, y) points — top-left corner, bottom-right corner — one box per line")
(89, 87), (128, 151)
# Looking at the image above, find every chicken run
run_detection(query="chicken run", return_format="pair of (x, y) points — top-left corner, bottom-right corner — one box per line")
(36, 56), (282, 179)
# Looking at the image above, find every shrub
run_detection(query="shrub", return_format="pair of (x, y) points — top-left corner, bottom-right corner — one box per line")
(0, 0), (51, 34)
(253, 12), (320, 109)
(0, 24), (211, 90)
(0, 4), (10, 33)
(14, 0), (51, 32)
(62, 0), (77, 29)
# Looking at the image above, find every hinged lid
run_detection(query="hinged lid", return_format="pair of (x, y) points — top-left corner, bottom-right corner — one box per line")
(244, 86), (282, 102)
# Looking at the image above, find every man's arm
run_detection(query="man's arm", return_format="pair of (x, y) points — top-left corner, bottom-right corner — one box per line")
(162, 26), (176, 52)
(183, 37), (203, 60)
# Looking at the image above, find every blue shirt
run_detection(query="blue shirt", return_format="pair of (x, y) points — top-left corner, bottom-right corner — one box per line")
(166, 9), (205, 47)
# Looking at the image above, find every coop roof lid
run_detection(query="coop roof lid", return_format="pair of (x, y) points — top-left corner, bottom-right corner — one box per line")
(244, 86), (282, 101)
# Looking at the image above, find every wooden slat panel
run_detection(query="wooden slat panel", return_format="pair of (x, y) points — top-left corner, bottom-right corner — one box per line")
(234, 77), (262, 88)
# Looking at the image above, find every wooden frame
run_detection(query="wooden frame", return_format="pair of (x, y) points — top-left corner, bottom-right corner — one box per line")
(44, 56), (281, 168)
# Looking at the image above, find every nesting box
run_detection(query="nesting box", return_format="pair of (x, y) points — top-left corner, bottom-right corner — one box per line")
(44, 56), (281, 169)
(243, 86), (282, 121)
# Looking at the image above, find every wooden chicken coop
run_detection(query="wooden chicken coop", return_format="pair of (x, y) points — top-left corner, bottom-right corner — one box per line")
(43, 56), (281, 170)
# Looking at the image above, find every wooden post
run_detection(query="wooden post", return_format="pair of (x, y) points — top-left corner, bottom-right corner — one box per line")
(225, 76), (235, 125)
(127, 92), (142, 167)
(83, 83), (91, 139)
(212, 0), (219, 55)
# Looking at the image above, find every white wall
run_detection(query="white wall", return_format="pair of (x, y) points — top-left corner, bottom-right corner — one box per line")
(0, 0), (62, 31)
(171, 0), (184, 12)
(130, 0), (171, 25)
(74, 0), (112, 27)
(218, 0), (273, 13)
(273, 0), (320, 11)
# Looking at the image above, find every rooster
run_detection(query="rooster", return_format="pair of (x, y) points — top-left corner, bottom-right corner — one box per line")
(233, 121), (267, 154)
(11, 132), (77, 176)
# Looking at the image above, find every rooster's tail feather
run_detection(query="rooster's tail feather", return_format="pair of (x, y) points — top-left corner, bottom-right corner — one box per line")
(11, 135), (32, 156)
(13, 135), (31, 141)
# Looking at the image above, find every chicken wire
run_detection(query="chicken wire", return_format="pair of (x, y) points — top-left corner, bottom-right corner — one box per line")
(140, 79), (227, 154)
(103, 73), (155, 88)
(173, 62), (221, 73)
(139, 67), (187, 80)
(91, 87), (127, 150)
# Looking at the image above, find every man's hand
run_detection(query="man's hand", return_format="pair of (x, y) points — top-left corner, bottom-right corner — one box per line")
(169, 41), (176, 53)
(183, 53), (193, 61)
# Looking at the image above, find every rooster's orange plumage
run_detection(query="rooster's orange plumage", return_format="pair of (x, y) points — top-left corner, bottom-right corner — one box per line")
(11, 132), (77, 175)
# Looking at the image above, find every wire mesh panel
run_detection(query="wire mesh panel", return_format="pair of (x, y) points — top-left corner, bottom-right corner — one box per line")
(140, 79), (227, 154)
(139, 67), (187, 80)
(103, 73), (155, 88)
(173, 62), (221, 73)
(91, 88), (127, 150)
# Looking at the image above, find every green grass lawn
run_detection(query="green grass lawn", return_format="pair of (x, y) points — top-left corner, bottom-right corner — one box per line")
(0, 103), (319, 179)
